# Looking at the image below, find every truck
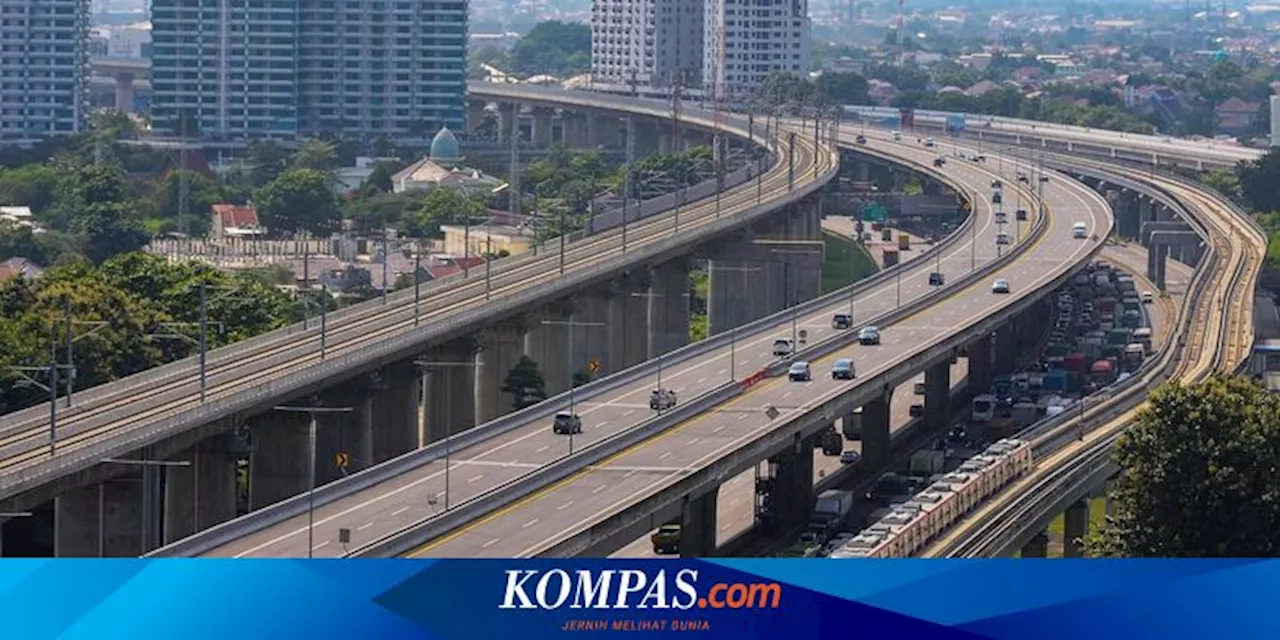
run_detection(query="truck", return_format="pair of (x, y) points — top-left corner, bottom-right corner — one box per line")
(1062, 353), (1088, 373)
(881, 227), (893, 242)
(908, 450), (945, 476)
(843, 407), (863, 439)
(814, 489), (855, 521)
(1042, 369), (1070, 393)
(883, 248), (900, 267)
(898, 234), (910, 251)
(1096, 297), (1117, 315)
(1012, 402), (1039, 426)
(650, 524), (682, 554)
(1108, 327), (1132, 346)
(820, 429), (843, 456)
(1090, 359), (1116, 385)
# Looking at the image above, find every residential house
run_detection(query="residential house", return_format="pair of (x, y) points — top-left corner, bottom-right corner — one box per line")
(1215, 97), (1262, 136)
(0, 206), (39, 230)
(965, 80), (1001, 97)
(867, 80), (897, 105)
(210, 203), (265, 241)
(440, 224), (535, 257)
(391, 127), (503, 195)
(0, 257), (43, 281)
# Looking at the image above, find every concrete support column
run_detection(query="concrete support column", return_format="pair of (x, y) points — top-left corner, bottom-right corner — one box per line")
(114, 72), (135, 112)
(647, 259), (691, 357)
(248, 411), (311, 510)
(475, 320), (529, 424)
(593, 114), (618, 147)
(607, 273), (650, 371)
(679, 489), (718, 558)
(498, 102), (516, 143)
(1021, 531), (1049, 558)
(924, 360), (951, 427)
(767, 434), (816, 532)
(424, 339), (478, 445)
(467, 101), (487, 135)
(54, 480), (146, 557)
(163, 435), (238, 544)
(563, 112), (588, 147)
(855, 162), (870, 182)
(531, 107), (553, 147)
(576, 291), (612, 377)
(658, 131), (674, 155)
(1155, 244), (1168, 291)
(993, 324), (1018, 375)
(527, 300), (574, 396)
(1063, 499), (1090, 558)
(633, 119), (659, 158)
(313, 385), (375, 485)
(370, 360), (420, 463)
(1136, 196), (1153, 232)
(861, 390), (892, 472)
(968, 334), (994, 393)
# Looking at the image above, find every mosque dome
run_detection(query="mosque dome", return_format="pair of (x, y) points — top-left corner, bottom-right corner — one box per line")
(429, 126), (461, 162)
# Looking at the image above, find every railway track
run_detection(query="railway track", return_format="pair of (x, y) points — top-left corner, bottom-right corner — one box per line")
(922, 164), (1264, 558)
(0, 127), (832, 489)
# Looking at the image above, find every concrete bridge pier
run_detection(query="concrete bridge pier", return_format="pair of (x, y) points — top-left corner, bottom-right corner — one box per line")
(968, 334), (994, 394)
(860, 388), (892, 472)
(924, 359), (952, 428)
(1063, 498), (1090, 558)
(766, 433), (816, 533)
(647, 259), (692, 357)
(114, 72), (135, 112)
(1021, 531), (1049, 558)
(54, 479), (145, 557)
(993, 323), (1019, 376)
(467, 101), (487, 135)
(679, 489), (718, 558)
(632, 118), (660, 158)
(591, 113), (619, 148)
(248, 410), (311, 510)
(370, 360), (421, 462)
(498, 102), (517, 143)
(527, 299), (575, 396)
(607, 272), (651, 371)
(424, 339), (478, 445)
(162, 434), (238, 545)
(562, 112), (589, 148)
(475, 319), (530, 424)
(531, 107), (554, 147)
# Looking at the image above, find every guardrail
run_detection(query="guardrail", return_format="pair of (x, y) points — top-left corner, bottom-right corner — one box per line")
(144, 128), (992, 556)
(936, 164), (1224, 558)
(358, 162), (1057, 558)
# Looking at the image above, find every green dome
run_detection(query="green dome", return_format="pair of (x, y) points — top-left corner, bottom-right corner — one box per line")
(429, 126), (461, 161)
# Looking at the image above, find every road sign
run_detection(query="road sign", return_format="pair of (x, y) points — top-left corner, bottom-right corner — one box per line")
(587, 358), (600, 375)
(860, 202), (888, 222)
(335, 452), (350, 469)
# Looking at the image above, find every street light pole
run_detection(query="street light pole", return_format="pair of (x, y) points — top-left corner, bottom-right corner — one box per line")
(272, 404), (353, 558)
(540, 315), (605, 455)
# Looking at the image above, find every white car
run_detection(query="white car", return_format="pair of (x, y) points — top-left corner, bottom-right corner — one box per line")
(1072, 222), (1088, 239)
(1141, 291), (1154, 304)
(772, 339), (792, 357)
(992, 279), (1011, 294)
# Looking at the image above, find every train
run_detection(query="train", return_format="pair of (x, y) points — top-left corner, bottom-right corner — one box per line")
(829, 438), (1034, 558)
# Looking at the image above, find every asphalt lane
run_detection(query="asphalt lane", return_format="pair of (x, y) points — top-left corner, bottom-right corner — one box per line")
(408, 136), (1111, 558)
(203, 130), (1011, 557)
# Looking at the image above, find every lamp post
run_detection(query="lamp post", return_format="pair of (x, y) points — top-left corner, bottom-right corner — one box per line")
(414, 359), (479, 510)
(540, 314), (605, 455)
(705, 264), (760, 381)
(272, 404), (353, 557)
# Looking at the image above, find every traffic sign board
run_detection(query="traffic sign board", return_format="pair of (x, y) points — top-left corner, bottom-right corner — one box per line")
(587, 358), (600, 375)
(335, 452), (350, 469)
(860, 202), (888, 221)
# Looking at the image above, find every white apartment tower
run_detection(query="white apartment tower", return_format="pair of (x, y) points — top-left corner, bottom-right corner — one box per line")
(703, 0), (810, 100)
(591, 0), (703, 90)
(0, 0), (91, 141)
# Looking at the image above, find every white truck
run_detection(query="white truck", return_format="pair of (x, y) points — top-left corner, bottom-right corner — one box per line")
(814, 489), (855, 521)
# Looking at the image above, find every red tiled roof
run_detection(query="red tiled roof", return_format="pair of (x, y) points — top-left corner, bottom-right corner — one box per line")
(212, 203), (259, 228)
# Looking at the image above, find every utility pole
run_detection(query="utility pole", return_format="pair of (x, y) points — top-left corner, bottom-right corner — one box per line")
(670, 76), (684, 234)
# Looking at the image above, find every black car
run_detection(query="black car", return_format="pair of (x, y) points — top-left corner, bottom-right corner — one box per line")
(933, 157), (946, 167)
(831, 313), (853, 330)
(855, 135), (867, 144)
(991, 193), (1002, 204)
(928, 272), (944, 286)
(909, 404), (924, 418)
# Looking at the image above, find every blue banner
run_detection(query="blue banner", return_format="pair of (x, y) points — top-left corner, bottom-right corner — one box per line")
(1, 559), (1277, 638)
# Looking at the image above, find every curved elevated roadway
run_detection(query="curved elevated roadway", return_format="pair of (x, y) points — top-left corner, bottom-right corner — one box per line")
(180, 124), (1033, 557)
(395, 131), (1112, 558)
(0, 86), (834, 503)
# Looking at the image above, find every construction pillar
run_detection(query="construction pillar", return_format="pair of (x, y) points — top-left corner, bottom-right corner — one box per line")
(576, 291), (611, 377)
(531, 107), (553, 147)
(1063, 499), (1089, 558)
(248, 410), (311, 510)
(370, 360), (421, 462)
(647, 259), (691, 357)
(924, 360), (951, 427)
(424, 339), (478, 445)
(475, 320), (529, 424)
(314, 384), (375, 485)
(527, 300), (574, 396)
(562, 112), (587, 147)
(1021, 531), (1049, 558)
(861, 390), (892, 472)
(679, 489), (719, 558)
(163, 435), (238, 544)
(633, 118), (659, 158)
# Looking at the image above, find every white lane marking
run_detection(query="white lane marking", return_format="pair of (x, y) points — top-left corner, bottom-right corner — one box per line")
(357, 522), (374, 532)
(623, 409), (635, 417)
(522, 518), (539, 529)
(659, 451), (672, 460)
(717, 369), (727, 376)
(697, 378), (706, 384)
(557, 500), (575, 511)
(593, 485), (608, 494)
(482, 538), (501, 549)
(687, 438), (700, 445)
(391, 507), (409, 517)
(535, 445), (550, 454)
(313, 541), (329, 551)
(713, 425), (726, 433)
(468, 474), (485, 483)
(452, 459), (540, 469)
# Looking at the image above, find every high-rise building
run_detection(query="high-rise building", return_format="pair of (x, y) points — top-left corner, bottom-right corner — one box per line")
(0, 0), (91, 142)
(591, 0), (703, 91)
(150, 1), (467, 140)
(702, 0), (810, 100)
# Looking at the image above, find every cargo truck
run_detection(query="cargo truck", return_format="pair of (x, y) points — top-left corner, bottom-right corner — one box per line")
(908, 450), (945, 476)
(820, 430), (843, 456)
(881, 228), (893, 242)
(898, 234), (910, 250)
(843, 407), (863, 439)
(883, 248), (900, 267)
(1012, 402), (1039, 426)
(814, 489), (855, 525)
(1042, 369), (1070, 393)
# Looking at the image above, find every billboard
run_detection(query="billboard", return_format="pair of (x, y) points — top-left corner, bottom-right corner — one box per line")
(946, 114), (965, 135)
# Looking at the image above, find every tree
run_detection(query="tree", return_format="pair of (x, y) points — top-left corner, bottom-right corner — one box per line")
(291, 138), (337, 172)
(814, 71), (871, 105)
(1086, 376), (1280, 557)
(255, 169), (342, 236)
(502, 355), (548, 410)
(507, 21), (591, 77)
(753, 72), (817, 109)
(53, 162), (147, 263)
(152, 169), (220, 236)
(403, 188), (486, 238)
(359, 163), (395, 196)
(1239, 149), (1280, 213)
(246, 139), (291, 187)
(0, 164), (59, 213)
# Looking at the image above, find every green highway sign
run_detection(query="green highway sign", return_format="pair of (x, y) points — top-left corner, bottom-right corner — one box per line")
(859, 202), (888, 221)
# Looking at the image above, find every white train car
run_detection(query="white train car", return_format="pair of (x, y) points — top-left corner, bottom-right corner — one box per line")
(836, 438), (1035, 558)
